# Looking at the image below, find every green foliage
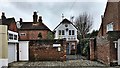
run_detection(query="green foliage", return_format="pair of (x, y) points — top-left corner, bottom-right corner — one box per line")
(80, 38), (89, 58)
(47, 31), (54, 40)
(38, 32), (42, 39)
(90, 30), (99, 38)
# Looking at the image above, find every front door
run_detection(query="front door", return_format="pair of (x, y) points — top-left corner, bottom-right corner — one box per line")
(66, 43), (71, 55)
(19, 41), (29, 61)
(118, 39), (120, 65)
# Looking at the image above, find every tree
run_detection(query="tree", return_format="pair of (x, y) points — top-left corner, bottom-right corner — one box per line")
(74, 13), (93, 57)
(47, 31), (54, 40)
(74, 13), (93, 39)
(90, 30), (99, 38)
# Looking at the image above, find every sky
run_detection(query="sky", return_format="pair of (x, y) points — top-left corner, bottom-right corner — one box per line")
(0, 0), (108, 31)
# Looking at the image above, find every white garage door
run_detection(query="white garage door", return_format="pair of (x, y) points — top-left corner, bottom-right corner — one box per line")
(8, 43), (17, 63)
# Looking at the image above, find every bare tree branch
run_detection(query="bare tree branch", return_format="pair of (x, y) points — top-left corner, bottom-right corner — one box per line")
(74, 12), (93, 39)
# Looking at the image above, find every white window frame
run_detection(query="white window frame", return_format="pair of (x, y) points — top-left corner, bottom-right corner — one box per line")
(20, 33), (26, 36)
(8, 30), (18, 43)
(107, 22), (113, 32)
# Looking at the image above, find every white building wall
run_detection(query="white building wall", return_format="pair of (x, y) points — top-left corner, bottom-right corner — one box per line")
(0, 25), (8, 68)
(54, 23), (78, 41)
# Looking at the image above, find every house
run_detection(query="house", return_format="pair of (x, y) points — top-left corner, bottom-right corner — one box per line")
(0, 12), (18, 67)
(54, 18), (79, 55)
(93, 0), (120, 65)
(18, 11), (52, 61)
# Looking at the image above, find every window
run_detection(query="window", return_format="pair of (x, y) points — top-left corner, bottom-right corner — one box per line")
(107, 22), (113, 32)
(65, 24), (68, 27)
(20, 33), (26, 36)
(69, 30), (71, 35)
(69, 30), (74, 35)
(59, 30), (61, 35)
(72, 30), (74, 35)
(9, 33), (13, 40)
(62, 30), (65, 35)
(14, 35), (17, 40)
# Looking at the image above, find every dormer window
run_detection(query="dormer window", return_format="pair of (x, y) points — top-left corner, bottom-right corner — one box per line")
(106, 22), (113, 32)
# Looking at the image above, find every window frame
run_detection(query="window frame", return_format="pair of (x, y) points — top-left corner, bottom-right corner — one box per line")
(69, 30), (71, 35)
(14, 35), (17, 40)
(62, 30), (65, 35)
(58, 30), (61, 35)
(9, 33), (13, 40)
(72, 30), (75, 35)
(106, 22), (113, 32)
(20, 33), (26, 36)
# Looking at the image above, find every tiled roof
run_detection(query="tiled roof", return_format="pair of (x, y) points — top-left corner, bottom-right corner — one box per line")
(1, 18), (15, 25)
(19, 22), (50, 30)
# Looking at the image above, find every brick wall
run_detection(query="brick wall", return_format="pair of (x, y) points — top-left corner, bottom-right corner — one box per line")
(29, 39), (66, 61)
(89, 38), (95, 61)
(9, 23), (17, 32)
(96, 31), (120, 65)
(96, 36), (110, 65)
(98, 2), (120, 37)
(19, 30), (49, 40)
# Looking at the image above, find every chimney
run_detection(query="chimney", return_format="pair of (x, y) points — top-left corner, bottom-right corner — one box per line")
(1, 12), (6, 20)
(33, 11), (38, 23)
(20, 18), (23, 25)
(38, 16), (42, 23)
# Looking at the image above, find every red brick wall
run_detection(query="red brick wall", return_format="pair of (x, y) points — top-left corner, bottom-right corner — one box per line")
(98, 2), (120, 36)
(96, 36), (110, 65)
(89, 38), (95, 61)
(96, 31), (120, 65)
(29, 40), (66, 61)
(9, 22), (17, 32)
(19, 30), (49, 40)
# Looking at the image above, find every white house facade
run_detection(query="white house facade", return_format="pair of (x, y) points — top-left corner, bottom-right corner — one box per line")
(54, 19), (79, 55)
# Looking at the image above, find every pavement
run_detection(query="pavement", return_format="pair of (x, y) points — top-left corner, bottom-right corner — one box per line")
(7, 55), (108, 68)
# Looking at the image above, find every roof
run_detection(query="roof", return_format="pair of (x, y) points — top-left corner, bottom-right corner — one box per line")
(61, 18), (72, 24)
(1, 18), (15, 25)
(54, 18), (77, 31)
(19, 22), (51, 31)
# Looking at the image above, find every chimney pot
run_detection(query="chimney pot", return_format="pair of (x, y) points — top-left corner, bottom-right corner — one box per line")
(20, 18), (23, 25)
(38, 16), (42, 23)
(33, 11), (38, 23)
(1, 12), (6, 20)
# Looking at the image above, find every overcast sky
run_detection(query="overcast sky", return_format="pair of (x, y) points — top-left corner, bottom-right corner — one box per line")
(0, 0), (107, 31)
